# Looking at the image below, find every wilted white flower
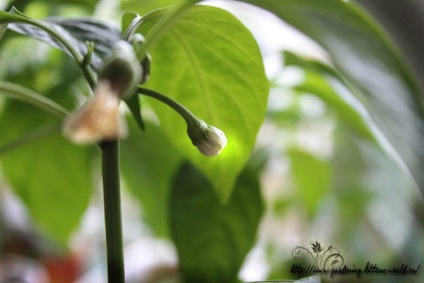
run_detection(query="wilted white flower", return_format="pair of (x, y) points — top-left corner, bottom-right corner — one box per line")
(187, 120), (227, 156)
(62, 81), (127, 143)
(62, 40), (143, 144)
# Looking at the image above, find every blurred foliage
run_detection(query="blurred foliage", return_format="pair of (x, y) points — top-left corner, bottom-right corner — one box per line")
(0, 0), (423, 283)
(170, 162), (263, 283)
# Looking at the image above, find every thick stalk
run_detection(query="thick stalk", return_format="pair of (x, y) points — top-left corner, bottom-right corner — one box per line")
(100, 140), (125, 283)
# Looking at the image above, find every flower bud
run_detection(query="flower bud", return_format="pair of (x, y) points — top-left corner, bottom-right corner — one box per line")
(187, 120), (227, 156)
(129, 33), (151, 85)
(62, 80), (127, 143)
(98, 40), (142, 99)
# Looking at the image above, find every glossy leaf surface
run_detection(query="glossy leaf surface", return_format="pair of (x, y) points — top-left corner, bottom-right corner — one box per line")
(139, 5), (269, 202)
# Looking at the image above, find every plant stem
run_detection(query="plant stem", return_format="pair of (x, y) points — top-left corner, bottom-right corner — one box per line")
(100, 140), (125, 283)
(137, 87), (198, 126)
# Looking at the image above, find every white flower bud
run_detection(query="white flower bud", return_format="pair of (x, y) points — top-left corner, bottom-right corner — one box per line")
(62, 81), (127, 143)
(196, 126), (227, 156)
(188, 121), (227, 156)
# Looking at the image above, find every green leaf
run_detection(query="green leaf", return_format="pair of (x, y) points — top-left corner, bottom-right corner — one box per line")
(1, 8), (121, 69)
(240, 0), (424, 194)
(170, 161), (264, 283)
(0, 21), (7, 39)
(282, 53), (374, 140)
(124, 94), (145, 131)
(0, 123), (61, 155)
(0, 81), (68, 118)
(140, 5), (269, 203)
(288, 149), (331, 217)
(121, 120), (182, 237)
(121, 0), (184, 16)
(0, 100), (92, 244)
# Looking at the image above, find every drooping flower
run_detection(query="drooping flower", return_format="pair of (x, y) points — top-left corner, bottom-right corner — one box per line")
(62, 80), (127, 143)
(63, 41), (141, 143)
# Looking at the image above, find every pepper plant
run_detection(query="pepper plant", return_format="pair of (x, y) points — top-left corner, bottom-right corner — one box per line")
(0, 0), (424, 283)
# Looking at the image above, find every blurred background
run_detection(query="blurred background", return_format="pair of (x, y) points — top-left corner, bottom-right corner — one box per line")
(0, 0), (423, 282)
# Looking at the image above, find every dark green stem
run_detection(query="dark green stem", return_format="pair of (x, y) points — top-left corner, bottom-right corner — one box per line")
(100, 140), (125, 283)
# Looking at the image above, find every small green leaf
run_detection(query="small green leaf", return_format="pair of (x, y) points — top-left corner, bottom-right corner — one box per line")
(170, 161), (264, 283)
(0, 100), (92, 244)
(140, 5), (269, 203)
(289, 149), (331, 217)
(124, 95), (145, 131)
(121, 120), (182, 237)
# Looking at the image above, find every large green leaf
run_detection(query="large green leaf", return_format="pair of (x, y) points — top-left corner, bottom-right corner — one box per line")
(121, 120), (182, 237)
(0, 100), (92, 244)
(170, 161), (264, 283)
(238, 0), (424, 194)
(139, 5), (269, 203)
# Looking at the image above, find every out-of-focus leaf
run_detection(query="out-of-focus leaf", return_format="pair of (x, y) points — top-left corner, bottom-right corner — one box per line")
(170, 161), (264, 283)
(0, 21), (6, 39)
(239, 0), (424, 195)
(0, 81), (68, 118)
(0, 100), (92, 245)
(0, 123), (61, 155)
(1, 8), (121, 69)
(121, 120), (182, 237)
(139, 5), (269, 203)
(292, 69), (375, 141)
(289, 149), (331, 217)
(283, 51), (338, 78)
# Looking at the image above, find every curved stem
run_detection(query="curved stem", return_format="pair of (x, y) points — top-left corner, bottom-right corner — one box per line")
(137, 87), (198, 126)
(100, 140), (125, 283)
